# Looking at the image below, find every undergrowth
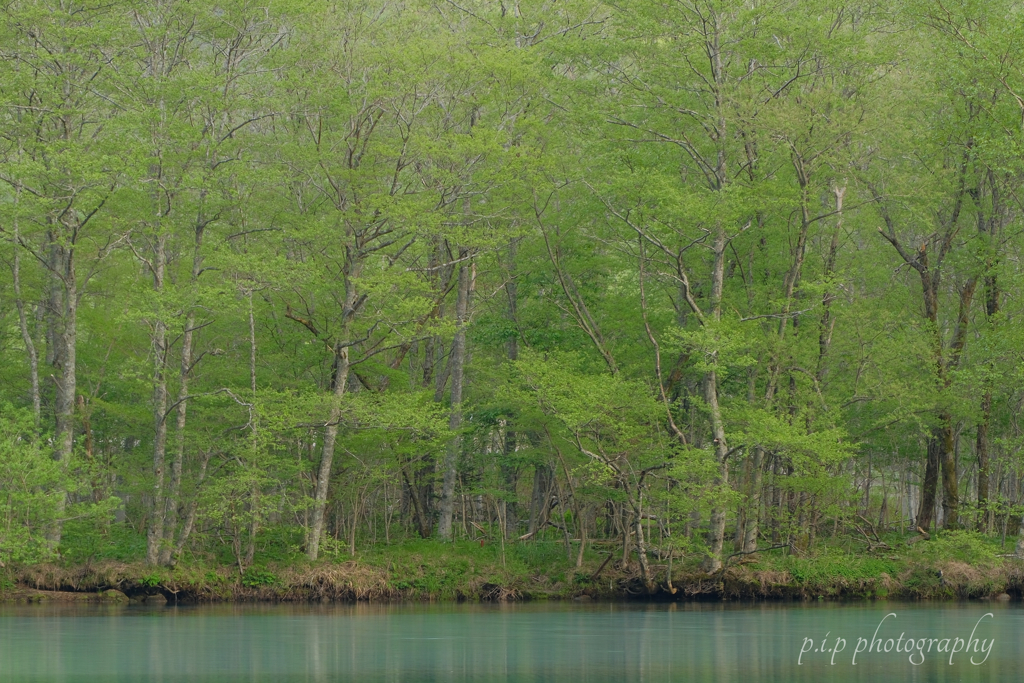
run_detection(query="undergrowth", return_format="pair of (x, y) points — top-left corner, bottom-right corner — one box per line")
(4, 523), (1019, 602)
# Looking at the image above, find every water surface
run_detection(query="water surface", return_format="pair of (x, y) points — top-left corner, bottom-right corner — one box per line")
(0, 600), (1016, 682)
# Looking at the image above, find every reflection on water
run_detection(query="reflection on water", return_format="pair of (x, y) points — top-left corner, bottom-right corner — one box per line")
(0, 600), (1017, 682)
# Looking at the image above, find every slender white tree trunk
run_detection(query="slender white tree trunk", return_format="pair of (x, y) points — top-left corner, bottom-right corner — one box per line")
(147, 235), (169, 566)
(703, 225), (729, 573)
(307, 262), (359, 561)
(438, 251), (472, 540)
(12, 187), (40, 425)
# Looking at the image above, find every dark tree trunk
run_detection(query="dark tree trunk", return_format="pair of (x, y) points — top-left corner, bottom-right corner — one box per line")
(917, 434), (941, 532)
(938, 416), (959, 530)
(527, 464), (554, 536)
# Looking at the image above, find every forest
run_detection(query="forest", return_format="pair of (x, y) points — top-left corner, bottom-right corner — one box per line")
(1, 0), (1023, 596)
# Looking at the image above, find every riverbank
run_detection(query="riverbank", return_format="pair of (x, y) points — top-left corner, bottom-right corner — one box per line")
(4, 530), (1022, 604)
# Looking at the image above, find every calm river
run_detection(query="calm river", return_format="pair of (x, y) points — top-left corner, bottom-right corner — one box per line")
(0, 601), (1016, 681)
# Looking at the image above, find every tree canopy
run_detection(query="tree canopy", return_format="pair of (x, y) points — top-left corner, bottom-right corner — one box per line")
(2, 0), (1024, 575)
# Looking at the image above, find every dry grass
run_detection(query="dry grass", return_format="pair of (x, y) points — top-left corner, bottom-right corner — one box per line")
(9, 561), (397, 602)
(17, 562), (137, 592)
(274, 563), (394, 601)
(479, 583), (522, 601)
(930, 560), (1003, 598)
(5, 555), (1024, 603)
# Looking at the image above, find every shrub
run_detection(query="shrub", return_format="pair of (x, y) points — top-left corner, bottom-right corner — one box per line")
(241, 567), (280, 588)
(913, 530), (999, 566)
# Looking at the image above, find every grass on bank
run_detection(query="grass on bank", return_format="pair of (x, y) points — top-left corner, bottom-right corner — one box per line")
(12, 522), (611, 601)
(723, 529), (1014, 599)
(6, 522), (1024, 601)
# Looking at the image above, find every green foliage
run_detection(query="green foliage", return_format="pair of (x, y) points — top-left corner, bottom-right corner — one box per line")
(0, 0), (1022, 591)
(910, 531), (1001, 567)
(362, 538), (590, 598)
(250, 526), (306, 564)
(58, 523), (146, 564)
(0, 408), (117, 564)
(241, 567), (280, 588)
(0, 410), (63, 563)
(778, 550), (902, 587)
(139, 574), (161, 589)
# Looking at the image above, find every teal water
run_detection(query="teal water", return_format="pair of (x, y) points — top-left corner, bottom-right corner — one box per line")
(0, 601), (1016, 682)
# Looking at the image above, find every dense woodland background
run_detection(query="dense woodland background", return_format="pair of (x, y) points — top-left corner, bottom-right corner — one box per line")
(2, 0), (1024, 585)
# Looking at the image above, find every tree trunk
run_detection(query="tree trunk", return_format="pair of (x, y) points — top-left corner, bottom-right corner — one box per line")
(245, 485), (258, 568)
(160, 213), (208, 565)
(243, 289), (259, 568)
(306, 247), (361, 561)
(1015, 517), (1024, 559)
(976, 207), (1000, 531)
(917, 434), (941, 532)
(501, 239), (520, 539)
(438, 252), (472, 540)
(527, 464), (553, 536)
(401, 463), (433, 538)
(501, 426), (519, 540)
(48, 232), (77, 548)
(741, 447), (764, 553)
(977, 403), (993, 531)
(703, 224), (730, 573)
(634, 497), (654, 593)
(146, 233), (170, 566)
(308, 342), (351, 561)
(938, 416), (959, 530)
(12, 190), (41, 425)
(875, 167), (976, 534)
(817, 185), (844, 386)
(172, 449), (212, 561)
(161, 305), (195, 565)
